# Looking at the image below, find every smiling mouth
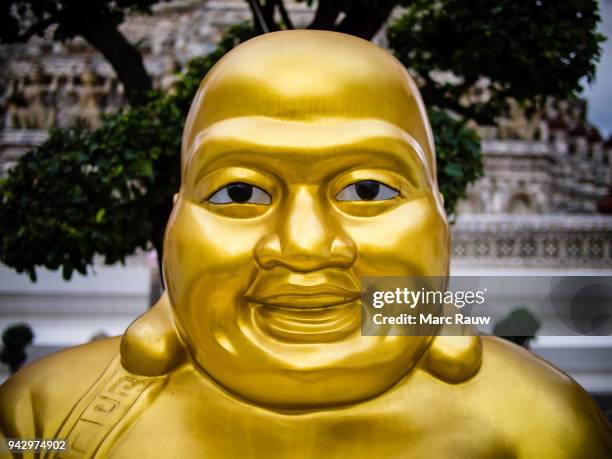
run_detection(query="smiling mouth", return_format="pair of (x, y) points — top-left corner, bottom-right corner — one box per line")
(245, 269), (361, 305)
(244, 269), (362, 342)
(249, 299), (361, 343)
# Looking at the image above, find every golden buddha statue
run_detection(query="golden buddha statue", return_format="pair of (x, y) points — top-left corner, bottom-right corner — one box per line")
(1, 30), (610, 458)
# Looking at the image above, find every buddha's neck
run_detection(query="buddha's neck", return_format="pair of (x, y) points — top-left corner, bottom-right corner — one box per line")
(180, 358), (421, 419)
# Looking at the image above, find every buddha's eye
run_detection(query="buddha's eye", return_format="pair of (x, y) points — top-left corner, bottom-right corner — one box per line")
(207, 182), (271, 205)
(336, 180), (399, 201)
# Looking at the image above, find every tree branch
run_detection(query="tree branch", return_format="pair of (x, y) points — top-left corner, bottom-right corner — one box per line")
(276, 0), (293, 29)
(246, 0), (270, 33)
(335, 0), (396, 40)
(14, 15), (58, 42)
(308, 0), (341, 30)
(262, 1), (275, 23)
(78, 17), (152, 106)
(261, 0), (280, 31)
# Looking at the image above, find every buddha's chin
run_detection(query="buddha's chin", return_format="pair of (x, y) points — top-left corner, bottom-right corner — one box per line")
(191, 305), (431, 410)
(202, 344), (421, 410)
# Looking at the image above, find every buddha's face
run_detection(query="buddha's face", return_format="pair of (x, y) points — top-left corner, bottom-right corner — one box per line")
(164, 31), (449, 409)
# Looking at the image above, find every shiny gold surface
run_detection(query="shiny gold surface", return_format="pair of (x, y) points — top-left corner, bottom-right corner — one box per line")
(1, 30), (611, 458)
(169, 30), (447, 409)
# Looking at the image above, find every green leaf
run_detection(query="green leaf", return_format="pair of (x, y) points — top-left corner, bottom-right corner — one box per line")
(444, 163), (464, 179)
(95, 208), (106, 224)
(134, 159), (153, 178)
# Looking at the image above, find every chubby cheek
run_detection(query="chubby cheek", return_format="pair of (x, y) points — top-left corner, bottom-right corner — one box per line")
(164, 200), (267, 319)
(344, 196), (449, 277)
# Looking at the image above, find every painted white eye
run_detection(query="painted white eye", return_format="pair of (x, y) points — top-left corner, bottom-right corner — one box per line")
(208, 182), (271, 204)
(336, 180), (399, 201)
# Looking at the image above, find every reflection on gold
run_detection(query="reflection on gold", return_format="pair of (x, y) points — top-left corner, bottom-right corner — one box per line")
(0, 31), (610, 458)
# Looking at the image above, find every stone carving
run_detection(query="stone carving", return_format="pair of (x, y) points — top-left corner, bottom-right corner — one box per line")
(2, 62), (126, 130)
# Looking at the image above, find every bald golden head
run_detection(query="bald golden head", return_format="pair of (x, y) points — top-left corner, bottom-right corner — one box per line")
(167, 30), (450, 409)
(182, 30), (437, 181)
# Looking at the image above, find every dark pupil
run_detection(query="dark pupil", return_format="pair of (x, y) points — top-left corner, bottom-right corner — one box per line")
(227, 182), (253, 203)
(355, 180), (380, 200)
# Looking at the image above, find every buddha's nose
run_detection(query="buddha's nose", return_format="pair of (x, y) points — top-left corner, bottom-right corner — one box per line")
(254, 186), (356, 272)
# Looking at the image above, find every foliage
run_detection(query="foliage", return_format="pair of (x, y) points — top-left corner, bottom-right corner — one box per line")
(493, 307), (541, 348)
(388, 0), (605, 123)
(0, 322), (34, 373)
(0, 22), (255, 281)
(429, 108), (482, 216)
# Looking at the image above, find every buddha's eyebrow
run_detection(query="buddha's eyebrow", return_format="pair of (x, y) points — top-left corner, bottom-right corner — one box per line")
(189, 137), (430, 191)
(185, 117), (434, 187)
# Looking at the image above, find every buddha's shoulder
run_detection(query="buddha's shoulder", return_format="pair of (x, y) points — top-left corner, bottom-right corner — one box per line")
(476, 336), (612, 455)
(479, 335), (578, 385)
(0, 337), (120, 437)
(477, 335), (599, 408)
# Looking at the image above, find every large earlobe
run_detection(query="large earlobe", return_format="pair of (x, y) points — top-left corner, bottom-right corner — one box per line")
(120, 292), (185, 376)
(438, 191), (445, 207)
(421, 333), (483, 384)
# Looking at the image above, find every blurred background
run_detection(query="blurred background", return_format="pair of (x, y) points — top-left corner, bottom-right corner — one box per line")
(0, 0), (611, 416)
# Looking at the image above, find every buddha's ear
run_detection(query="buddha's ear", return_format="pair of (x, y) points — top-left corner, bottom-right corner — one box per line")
(120, 292), (185, 376)
(438, 191), (445, 207)
(421, 333), (482, 384)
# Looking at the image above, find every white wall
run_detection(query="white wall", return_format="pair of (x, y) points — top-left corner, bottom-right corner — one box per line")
(0, 260), (151, 382)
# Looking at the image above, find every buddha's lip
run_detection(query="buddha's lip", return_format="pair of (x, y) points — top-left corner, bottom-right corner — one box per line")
(248, 292), (360, 308)
(245, 269), (361, 308)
